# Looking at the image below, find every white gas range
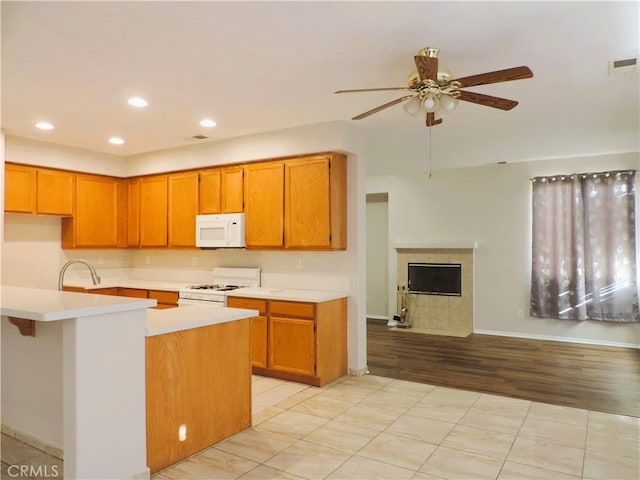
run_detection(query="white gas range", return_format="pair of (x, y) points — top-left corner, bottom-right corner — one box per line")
(178, 267), (261, 307)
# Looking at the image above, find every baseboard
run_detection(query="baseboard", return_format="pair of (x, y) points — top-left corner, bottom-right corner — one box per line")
(474, 329), (640, 349)
(1, 424), (63, 460)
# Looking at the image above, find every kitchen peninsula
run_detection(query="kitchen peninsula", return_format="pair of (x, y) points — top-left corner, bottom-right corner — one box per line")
(0, 286), (257, 479)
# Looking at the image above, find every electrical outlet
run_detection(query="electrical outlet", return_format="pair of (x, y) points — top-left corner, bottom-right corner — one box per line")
(144, 256), (150, 265)
(517, 309), (524, 319)
(294, 258), (302, 270)
(191, 256), (198, 267)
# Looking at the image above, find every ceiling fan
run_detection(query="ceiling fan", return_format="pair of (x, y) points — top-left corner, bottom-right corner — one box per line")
(335, 47), (533, 127)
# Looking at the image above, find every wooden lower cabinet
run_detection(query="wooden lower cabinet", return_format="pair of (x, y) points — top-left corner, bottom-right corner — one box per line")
(225, 297), (268, 367)
(63, 286), (178, 309)
(118, 287), (178, 309)
(269, 316), (315, 376)
(148, 289), (179, 309)
(227, 296), (347, 386)
(89, 287), (119, 296)
(146, 319), (252, 473)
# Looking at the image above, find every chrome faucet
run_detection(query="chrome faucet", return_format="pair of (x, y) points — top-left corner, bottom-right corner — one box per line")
(58, 258), (101, 291)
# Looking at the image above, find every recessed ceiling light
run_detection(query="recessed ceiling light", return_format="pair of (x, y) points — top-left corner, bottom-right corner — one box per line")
(199, 118), (217, 128)
(127, 96), (148, 107)
(35, 121), (54, 130)
(108, 137), (125, 145)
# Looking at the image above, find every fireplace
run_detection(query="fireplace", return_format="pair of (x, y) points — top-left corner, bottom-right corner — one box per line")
(408, 263), (462, 296)
(394, 246), (474, 337)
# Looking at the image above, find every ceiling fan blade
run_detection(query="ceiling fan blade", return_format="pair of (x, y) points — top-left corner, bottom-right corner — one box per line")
(457, 90), (519, 110)
(452, 66), (533, 88)
(414, 55), (438, 82)
(335, 87), (412, 93)
(352, 95), (415, 120)
(426, 112), (443, 127)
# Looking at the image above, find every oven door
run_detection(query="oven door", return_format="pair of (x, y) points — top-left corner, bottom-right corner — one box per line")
(178, 298), (225, 307)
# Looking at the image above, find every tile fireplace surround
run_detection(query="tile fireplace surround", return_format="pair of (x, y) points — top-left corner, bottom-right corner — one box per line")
(395, 246), (474, 337)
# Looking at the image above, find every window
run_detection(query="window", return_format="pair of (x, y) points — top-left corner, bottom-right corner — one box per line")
(530, 170), (639, 322)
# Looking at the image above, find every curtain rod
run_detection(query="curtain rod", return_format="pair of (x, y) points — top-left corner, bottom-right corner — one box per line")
(530, 169), (636, 182)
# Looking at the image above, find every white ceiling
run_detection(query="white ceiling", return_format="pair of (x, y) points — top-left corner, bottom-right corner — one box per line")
(2, 1), (639, 170)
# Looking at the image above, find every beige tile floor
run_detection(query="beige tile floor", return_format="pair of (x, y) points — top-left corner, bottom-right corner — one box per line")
(2, 374), (639, 479)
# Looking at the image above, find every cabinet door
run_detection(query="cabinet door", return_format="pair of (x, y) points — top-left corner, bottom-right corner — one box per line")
(5, 164), (36, 213)
(244, 162), (284, 247)
(199, 169), (221, 214)
(168, 172), (198, 247)
(139, 176), (168, 247)
(36, 168), (74, 215)
(126, 178), (140, 247)
(269, 316), (315, 376)
(71, 174), (119, 247)
(227, 296), (268, 367)
(284, 157), (331, 248)
(221, 166), (244, 213)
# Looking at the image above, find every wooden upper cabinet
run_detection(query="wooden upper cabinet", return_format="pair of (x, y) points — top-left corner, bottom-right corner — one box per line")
(5, 163), (36, 213)
(5, 163), (74, 215)
(36, 168), (74, 215)
(168, 172), (198, 247)
(221, 166), (244, 213)
(139, 175), (168, 247)
(126, 178), (141, 247)
(284, 153), (347, 250)
(61, 174), (120, 248)
(244, 162), (284, 247)
(198, 169), (221, 214)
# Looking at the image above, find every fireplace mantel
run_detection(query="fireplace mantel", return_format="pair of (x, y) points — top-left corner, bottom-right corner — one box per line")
(393, 241), (478, 250)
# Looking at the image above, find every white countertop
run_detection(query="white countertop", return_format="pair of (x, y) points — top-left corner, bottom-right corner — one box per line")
(64, 279), (191, 292)
(146, 305), (259, 337)
(227, 287), (348, 303)
(1, 285), (156, 322)
(65, 279), (349, 304)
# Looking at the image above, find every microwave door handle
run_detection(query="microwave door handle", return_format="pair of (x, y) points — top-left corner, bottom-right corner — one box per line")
(223, 222), (229, 245)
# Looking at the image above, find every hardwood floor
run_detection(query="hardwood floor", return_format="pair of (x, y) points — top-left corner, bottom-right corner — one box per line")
(367, 320), (640, 417)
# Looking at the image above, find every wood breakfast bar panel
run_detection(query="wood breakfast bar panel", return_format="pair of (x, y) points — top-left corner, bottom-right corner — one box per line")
(145, 318), (252, 473)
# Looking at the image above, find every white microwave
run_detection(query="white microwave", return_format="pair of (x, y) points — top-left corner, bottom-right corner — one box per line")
(195, 213), (246, 248)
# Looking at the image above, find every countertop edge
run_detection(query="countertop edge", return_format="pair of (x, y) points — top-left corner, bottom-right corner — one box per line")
(1, 285), (157, 322)
(146, 306), (259, 337)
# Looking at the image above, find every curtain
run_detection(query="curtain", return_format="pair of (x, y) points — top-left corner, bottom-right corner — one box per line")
(530, 170), (639, 322)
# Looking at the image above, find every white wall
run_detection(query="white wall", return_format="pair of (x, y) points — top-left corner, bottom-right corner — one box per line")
(5, 135), (126, 177)
(366, 194), (388, 318)
(368, 151), (640, 347)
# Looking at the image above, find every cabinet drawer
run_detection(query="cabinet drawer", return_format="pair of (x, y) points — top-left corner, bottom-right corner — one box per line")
(148, 290), (179, 305)
(269, 300), (314, 319)
(227, 297), (267, 315)
(118, 288), (149, 298)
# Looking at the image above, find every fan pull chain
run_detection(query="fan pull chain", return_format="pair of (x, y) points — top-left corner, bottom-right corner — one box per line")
(427, 126), (432, 179)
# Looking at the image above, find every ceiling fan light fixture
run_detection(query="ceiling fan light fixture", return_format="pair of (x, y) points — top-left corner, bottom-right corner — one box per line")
(402, 96), (421, 116)
(438, 94), (458, 113)
(422, 94), (439, 112)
